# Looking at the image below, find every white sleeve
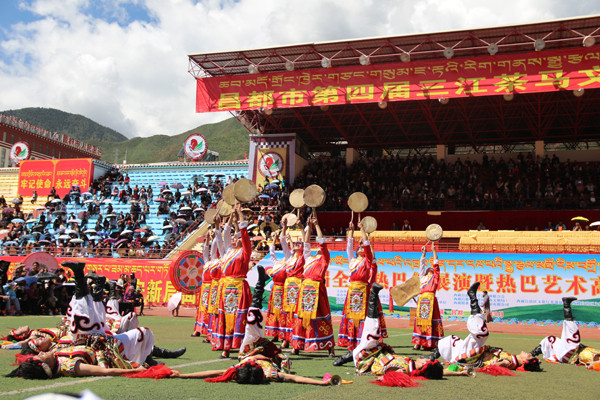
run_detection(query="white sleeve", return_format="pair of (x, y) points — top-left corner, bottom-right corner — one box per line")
(280, 232), (291, 260)
(210, 237), (219, 260)
(214, 228), (225, 256)
(269, 243), (277, 263)
(346, 235), (354, 262)
(203, 241), (210, 262)
(222, 223), (232, 252)
(418, 254), (427, 277)
(303, 242), (311, 260)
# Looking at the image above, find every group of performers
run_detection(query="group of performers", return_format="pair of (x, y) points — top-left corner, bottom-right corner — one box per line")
(2, 261), (187, 379)
(188, 212), (600, 384)
(2, 211), (598, 386)
(193, 209), (391, 360)
(193, 207), (340, 358)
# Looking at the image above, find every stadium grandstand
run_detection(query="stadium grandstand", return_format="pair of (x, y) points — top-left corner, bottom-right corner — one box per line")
(188, 15), (600, 232)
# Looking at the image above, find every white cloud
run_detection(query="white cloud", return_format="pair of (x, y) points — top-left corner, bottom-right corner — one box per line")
(0, 0), (599, 138)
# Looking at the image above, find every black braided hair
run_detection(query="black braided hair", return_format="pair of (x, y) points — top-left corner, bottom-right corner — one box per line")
(235, 363), (266, 384)
(5, 360), (51, 380)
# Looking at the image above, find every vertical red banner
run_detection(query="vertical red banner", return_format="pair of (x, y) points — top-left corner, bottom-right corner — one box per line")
(18, 159), (57, 196)
(53, 159), (93, 197)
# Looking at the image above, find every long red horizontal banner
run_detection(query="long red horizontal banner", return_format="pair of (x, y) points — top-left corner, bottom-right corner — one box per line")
(196, 46), (600, 112)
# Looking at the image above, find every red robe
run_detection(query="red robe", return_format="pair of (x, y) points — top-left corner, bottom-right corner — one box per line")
(337, 238), (387, 349)
(264, 256), (288, 339)
(212, 222), (252, 351)
(280, 249), (305, 341)
(193, 261), (213, 336)
(411, 257), (444, 349)
(207, 259), (222, 343)
(291, 240), (335, 351)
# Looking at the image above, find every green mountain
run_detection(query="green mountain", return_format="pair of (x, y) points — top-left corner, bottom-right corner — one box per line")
(0, 107), (250, 163)
(100, 118), (249, 164)
(1, 107), (128, 144)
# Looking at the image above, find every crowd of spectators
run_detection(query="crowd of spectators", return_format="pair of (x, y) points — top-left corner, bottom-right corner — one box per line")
(0, 168), (233, 259)
(291, 153), (599, 213)
(0, 261), (71, 316)
(0, 164), (291, 260)
(0, 260), (145, 317)
(2, 152), (597, 260)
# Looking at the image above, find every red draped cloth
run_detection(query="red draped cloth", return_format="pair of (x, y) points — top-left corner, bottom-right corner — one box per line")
(291, 241), (335, 352)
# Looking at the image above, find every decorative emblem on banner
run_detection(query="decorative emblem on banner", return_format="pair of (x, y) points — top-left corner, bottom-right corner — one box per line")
(258, 151), (283, 178)
(10, 142), (30, 165)
(184, 134), (207, 161)
(169, 250), (204, 294)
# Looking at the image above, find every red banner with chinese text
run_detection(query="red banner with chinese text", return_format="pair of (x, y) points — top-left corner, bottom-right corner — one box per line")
(196, 46), (600, 112)
(4, 256), (198, 308)
(18, 158), (93, 197)
(17, 160), (55, 197)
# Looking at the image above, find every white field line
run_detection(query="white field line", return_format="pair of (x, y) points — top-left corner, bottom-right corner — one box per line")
(0, 358), (227, 397)
(441, 323), (460, 328)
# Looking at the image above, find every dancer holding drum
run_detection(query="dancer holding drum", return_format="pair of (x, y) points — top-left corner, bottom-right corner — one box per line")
(280, 190), (307, 349)
(191, 229), (218, 339)
(211, 179), (260, 358)
(336, 216), (387, 355)
(264, 216), (292, 342)
(291, 208), (336, 356)
(412, 225), (444, 351)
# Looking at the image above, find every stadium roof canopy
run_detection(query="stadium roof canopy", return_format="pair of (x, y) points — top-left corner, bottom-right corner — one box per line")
(189, 16), (600, 153)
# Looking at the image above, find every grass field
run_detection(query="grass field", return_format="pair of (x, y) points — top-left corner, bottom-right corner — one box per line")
(1, 315), (599, 400)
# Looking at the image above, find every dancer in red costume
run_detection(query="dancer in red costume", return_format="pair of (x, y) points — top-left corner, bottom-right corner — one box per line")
(207, 216), (226, 345)
(291, 212), (335, 356)
(279, 221), (306, 349)
(337, 221), (387, 352)
(412, 242), (444, 351)
(212, 205), (252, 358)
(264, 217), (291, 342)
(192, 230), (218, 339)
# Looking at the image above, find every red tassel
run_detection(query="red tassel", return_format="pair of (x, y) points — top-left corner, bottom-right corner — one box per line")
(205, 366), (237, 383)
(124, 365), (173, 379)
(477, 365), (517, 376)
(13, 353), (31, 366)
(371, 371), (421, 388)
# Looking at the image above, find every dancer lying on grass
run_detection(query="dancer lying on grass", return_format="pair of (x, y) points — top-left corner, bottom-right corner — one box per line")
(427, 282), (489, 363)
(2, 275), (138, 350)
(6, 261), (183, 379)
(426, 282), (540, 372)
(530, 297), (599, 370)
(140, 266), (342, 386)
(332, 283), (468, 378)
(169, 363), (339, 385)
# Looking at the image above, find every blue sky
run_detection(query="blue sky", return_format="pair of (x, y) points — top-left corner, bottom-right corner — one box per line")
(0, 0), (599, 139)
(0, 2), (38, 28)
(0, 1), (156, 28)
(0, 1), (158, 65)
